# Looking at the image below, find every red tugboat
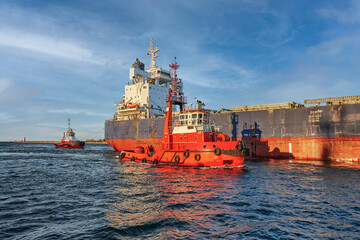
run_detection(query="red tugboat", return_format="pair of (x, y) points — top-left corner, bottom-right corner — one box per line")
(54, 118), (85, 149)
(119, 58), (249, 167)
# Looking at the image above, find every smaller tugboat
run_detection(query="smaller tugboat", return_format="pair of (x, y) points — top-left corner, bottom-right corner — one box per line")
(119, 58), (249, 167)
(55, 118), (85, 148)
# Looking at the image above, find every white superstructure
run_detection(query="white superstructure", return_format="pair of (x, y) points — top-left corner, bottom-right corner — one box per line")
(172, 100), (220, 134)
(113, 39), (184, 121)
(62, 118), (79, 142)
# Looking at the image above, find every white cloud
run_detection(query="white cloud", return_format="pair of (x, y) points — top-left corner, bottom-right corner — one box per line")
(307, 34), (360, 59)
(263, 78), (354, 104)
(48, 108), (109, 117)
(0, 78), (38, 106)
(181, 54), (256, 89)
(318, 0), (360, 23)
(0, 78), (11, 93)
(0, 111), (18, 122)
(0, 28), (104, 65)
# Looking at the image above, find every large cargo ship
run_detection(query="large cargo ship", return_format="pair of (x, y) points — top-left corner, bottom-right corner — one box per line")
(105, 40), (360, 162)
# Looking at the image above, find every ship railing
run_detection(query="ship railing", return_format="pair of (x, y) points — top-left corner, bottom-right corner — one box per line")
(167, 95), (187, 104)
(304, 95), (360, 105)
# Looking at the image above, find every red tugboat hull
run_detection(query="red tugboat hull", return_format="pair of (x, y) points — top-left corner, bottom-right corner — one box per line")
(119, 148), (245, 167)
(54, 141), (85, 148)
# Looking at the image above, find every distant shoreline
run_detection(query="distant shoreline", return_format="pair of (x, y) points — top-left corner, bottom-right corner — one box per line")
(11, 141), (108, 144)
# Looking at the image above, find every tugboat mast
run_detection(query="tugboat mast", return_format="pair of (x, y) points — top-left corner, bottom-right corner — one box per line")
(67, 118), (72, 132)
(169, 57), (179, 103)
(163, 57), (186, 149)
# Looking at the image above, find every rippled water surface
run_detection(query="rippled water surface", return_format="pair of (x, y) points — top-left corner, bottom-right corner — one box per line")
(1, 142), (360, 239)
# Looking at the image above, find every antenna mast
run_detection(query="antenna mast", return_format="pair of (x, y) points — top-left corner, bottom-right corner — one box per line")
(67, 118), (71, 131)
(169, 57), (180, 101)
(148, 38), (159, 70)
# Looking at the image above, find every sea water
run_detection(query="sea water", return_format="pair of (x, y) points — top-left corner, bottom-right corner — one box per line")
(1, 142), (359, 239)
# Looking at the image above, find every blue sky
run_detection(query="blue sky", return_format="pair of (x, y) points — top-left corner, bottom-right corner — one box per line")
(0, 0), (359, 141)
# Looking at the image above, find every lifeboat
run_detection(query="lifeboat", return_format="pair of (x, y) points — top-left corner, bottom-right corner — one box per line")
(54, 118), (85, 149)
(118, 59), (248, 167)
(127, 102), (138, 108)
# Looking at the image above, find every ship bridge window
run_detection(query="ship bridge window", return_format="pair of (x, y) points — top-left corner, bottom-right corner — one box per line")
(199, 114), (203, 119)
(180, 115), (185, 120)
(202, 115), (208, 124)
(192, 114), (197, 119)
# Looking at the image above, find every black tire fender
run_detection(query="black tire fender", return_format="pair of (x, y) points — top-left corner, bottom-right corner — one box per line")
(183, 150), (190, 158)
(214, 148), (221, 156)
(235, 144), (243, 151)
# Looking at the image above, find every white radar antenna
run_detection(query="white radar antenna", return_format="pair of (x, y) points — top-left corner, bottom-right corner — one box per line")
(147, 38), (159, 70)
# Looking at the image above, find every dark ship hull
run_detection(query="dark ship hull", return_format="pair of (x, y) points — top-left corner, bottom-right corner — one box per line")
(105, 103), (360, 161)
